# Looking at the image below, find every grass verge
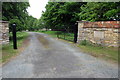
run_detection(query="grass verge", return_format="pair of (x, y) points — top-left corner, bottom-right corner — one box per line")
(1, 32), (29, 63)
(36, 30), (118, 62)
(78, 41), (118, 62)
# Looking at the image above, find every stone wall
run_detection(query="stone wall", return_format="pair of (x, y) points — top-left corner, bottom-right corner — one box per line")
(77, 21), (120, 47)
(0, 21), (9, 44)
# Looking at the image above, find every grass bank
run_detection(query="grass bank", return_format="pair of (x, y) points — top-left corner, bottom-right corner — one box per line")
(1, 32), (29, 63)
(36, 30), (118, 62)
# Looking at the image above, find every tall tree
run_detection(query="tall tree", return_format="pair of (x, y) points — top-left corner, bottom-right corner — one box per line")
(41, 2), (86, 31)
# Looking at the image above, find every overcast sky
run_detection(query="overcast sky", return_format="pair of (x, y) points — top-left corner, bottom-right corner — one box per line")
(27, 0), (49, 19)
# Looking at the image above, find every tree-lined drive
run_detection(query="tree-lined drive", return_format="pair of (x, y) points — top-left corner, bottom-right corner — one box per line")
(1, 1), (119, 78)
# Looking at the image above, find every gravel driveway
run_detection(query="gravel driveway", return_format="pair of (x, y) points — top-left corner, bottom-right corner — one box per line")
(2, 32), (118, 78)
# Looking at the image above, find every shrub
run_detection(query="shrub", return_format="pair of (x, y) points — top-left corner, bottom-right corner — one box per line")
(80, 40), (92, 46)
(80, 40), (87, 46)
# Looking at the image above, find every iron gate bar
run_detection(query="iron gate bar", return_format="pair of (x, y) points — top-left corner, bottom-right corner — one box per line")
(56, 24), (78, 43)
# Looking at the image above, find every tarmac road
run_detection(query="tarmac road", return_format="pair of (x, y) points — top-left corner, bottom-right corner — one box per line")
(2, 32), (118, 78)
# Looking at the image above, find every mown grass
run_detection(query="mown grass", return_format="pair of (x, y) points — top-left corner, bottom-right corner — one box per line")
(35, 31), (59, 38)
(35, 30), (74, 41)
(36, 30), (118, 62)
(1, 32), (29, 63)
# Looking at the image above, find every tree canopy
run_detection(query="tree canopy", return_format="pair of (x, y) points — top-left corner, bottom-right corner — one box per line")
(39, 2), (120, 31)
(2, 2), (39, 31)
(41, 2), (86, 31)
(79, 2), (120, 21)
(2, 2), (120, 32)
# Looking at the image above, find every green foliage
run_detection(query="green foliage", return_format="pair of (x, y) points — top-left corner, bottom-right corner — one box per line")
(103, 9), (119, 20)
(79, 2), (120, 21)
(2, 2), (42, 31)
(9, 19), (23, 31)
(40, 2), (120, 31)
(2, 2), (30, 31)
(3, 2), (119, 32)
(26, 16), (39, 31)
(40, 2), (86, 31)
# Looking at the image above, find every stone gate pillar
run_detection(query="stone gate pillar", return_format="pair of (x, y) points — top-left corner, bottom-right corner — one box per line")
(0, 21), (9, 44)
(77, 21), (88, 43)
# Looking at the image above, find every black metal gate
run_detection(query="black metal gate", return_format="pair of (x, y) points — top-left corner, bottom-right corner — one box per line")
(57, 23), (78, 43)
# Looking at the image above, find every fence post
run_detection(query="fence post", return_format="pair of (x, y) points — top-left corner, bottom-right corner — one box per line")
(64, 31), (65, 39)
(74, 23), (78, 43)
(57, 32), (59, 38)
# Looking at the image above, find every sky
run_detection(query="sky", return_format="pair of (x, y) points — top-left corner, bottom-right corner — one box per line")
(27, 0), (49, 19)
